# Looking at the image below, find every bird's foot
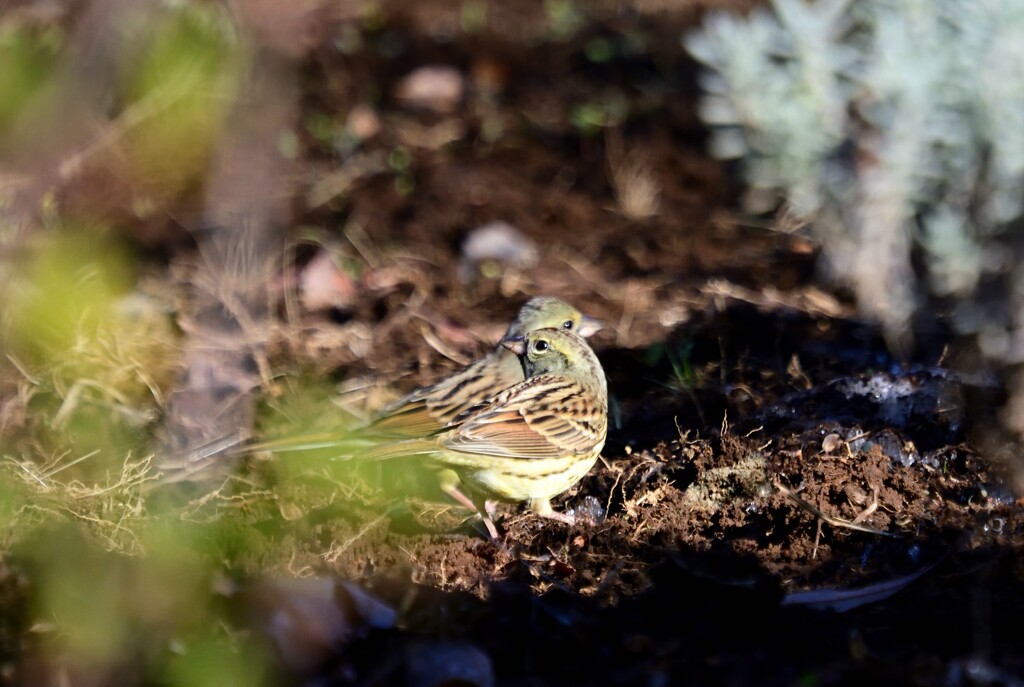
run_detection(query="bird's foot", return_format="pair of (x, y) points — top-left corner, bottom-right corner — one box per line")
(443, 483), (501, 540)
(528, 498), (576, 526)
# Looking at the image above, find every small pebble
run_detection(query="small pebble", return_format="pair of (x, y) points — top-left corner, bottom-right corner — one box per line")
(458, 221), (539, 281)
(394, 65), (465, 113)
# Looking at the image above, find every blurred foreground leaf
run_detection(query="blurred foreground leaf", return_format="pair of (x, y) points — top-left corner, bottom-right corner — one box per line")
(120, 5), (242, 200)
(1, 226), (176, 489)
(0, 23), (61, 134)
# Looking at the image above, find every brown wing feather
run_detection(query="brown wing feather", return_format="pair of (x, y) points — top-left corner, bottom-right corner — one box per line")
(440, 375), (605, 460)
(368, 351), (522, 437)
(368, 398), (448, 437)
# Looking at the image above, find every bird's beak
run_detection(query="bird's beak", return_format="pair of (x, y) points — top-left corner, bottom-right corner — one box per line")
(500, 335), (527, 355)
(578, 315), (603, 338)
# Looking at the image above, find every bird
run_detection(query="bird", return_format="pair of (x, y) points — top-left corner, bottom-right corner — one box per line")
(242, 296), (601, 453)
(356, 327), (608, 538)
(366, 295), (602, 438)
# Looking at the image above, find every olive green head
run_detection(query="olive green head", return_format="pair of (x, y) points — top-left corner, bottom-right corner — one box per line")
(504, 296), (602, 339)
(500, 327), (606, 397)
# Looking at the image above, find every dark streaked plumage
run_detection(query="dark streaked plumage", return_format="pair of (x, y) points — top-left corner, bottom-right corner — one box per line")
(367, 296), (601, 438)
(359, 327), (608, 537)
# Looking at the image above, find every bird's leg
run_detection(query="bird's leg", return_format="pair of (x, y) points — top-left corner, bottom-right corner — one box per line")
(478, 513), (500, 540)
(438, 470), (500, 539)
(528, 497), (576, 525)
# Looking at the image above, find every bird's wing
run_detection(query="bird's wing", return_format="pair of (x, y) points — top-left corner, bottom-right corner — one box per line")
(367, 396), (448, 437)
(440, 375), (605, 460)
(369, 352), (519, 436)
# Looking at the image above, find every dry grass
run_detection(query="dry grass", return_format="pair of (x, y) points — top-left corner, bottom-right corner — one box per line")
(2, 451), (156, 554)
(606, 130), (661, 220)
(0, 253), (181, 553)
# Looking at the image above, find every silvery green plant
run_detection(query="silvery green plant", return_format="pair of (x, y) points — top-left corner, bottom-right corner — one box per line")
(685, 0), (1024, 356)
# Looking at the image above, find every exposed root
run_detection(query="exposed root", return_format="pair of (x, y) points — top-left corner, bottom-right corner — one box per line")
(774, 479), (894, 539)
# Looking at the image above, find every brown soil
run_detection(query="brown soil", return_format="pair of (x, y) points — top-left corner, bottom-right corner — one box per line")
(3, 2), (1023, 686)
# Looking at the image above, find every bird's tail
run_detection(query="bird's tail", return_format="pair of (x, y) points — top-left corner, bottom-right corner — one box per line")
(239, 431), (375, 457)
(352, 438), (438, 462)
(157, 427), (431, 486)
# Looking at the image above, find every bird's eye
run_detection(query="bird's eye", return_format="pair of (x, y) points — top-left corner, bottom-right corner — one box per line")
(534, 339), (550, 352)
(562, 320), (574, 330)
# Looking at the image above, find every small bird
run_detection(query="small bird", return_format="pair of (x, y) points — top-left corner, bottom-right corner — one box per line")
(357, 327), (608, 538)
(367, 296), (602, 438)
(246, 296), (601, 453)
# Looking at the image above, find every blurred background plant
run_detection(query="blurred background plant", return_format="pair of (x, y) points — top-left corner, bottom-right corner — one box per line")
(0, 0), (482, 675)
(685, 0), (1024, 349)
(0, 0), (250, 528)
(0, 2), (339, 683)
(686, 0), (1024, 485)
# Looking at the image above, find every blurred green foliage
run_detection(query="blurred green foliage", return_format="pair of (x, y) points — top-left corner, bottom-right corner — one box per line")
(584, 36), (615, 64)
(0, 2), (424, 683)
(164, 633), (268, 687)
(252, 373), (462, 523)
(6, 228), (133, 359)
(16, 521), (270, 685)
(460, 0), (488, 33)
(0, 24), (62, 135)
(570, 95), (628, 136)
(119, 5), (241, 201)
(544, 0), (584, 39)
(1, 227), (175, 473)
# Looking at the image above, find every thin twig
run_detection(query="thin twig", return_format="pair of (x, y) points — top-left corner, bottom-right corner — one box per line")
(774, 480), (894, 537)
(322, 512), (391, 563)
(851, 485), (880, 525)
